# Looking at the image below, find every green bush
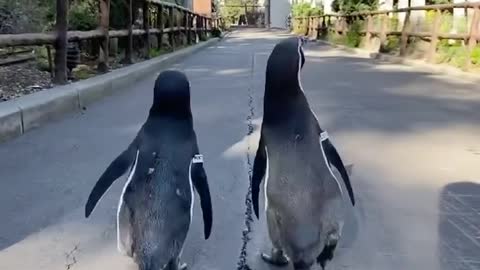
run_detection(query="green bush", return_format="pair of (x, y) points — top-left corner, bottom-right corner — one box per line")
(471, 46), (480, 66)
(211, 28), (222, 38)
(69, 1), (98, 31)
(345, 20), (362, 48)
(34, 46), (52, 72)
(292, 3), (323, 17)
(436, 43), (480, 68)
(149, 48), (167, 58)
(332, 0), (377, 14)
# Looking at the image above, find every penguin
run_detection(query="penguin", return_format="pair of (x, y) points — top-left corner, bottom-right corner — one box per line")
(84, 70), (213, 270)
(251, 37), (355, 270)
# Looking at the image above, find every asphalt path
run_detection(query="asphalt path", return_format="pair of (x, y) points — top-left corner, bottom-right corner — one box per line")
(0, 29), (479, 270)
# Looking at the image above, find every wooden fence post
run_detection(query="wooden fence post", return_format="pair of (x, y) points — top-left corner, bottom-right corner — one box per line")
(143, 0), (150, 59)
(426, 9), (442, 63)
(157, 4), (164, 50)
(123, 0), (133, 64)
(203, 17), (208, 38)
(53, 0), (68, 84)
(187, 12), (192, 45)
(399, 10), (411, 57)
(465, 6), (480, 71)
(193, 15), (198, 42)
(320, 16), (326, 38)
(342, 16), (347, 36)
(169, 7), (175, 50)
(379, 13), (388, 52)
(182, 11), (187, 46)
(366, 15), (373, 49)
(98, 0), (110, 72)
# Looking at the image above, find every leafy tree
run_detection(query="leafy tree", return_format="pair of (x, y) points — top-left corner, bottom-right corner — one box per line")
(331, 0), (377, 14)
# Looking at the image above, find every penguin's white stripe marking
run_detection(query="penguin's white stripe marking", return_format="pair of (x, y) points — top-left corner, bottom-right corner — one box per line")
(182, 155), (198, 260)
(319, 132), (343, 196)
(116, 149), (140, 254)
(188, 157), (196, 224)
(296, 37), (320, 124)
(296, 38), (344, 196)
(264, 146), (270, 211)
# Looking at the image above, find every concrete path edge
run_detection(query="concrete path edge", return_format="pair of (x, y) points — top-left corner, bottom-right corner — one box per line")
(0, 37), (221, 143)
(314, 39), (480, 84)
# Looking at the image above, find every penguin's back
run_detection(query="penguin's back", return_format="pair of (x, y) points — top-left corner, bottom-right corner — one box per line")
(263, 107), (344, 217)
(124, 120), (196, 259)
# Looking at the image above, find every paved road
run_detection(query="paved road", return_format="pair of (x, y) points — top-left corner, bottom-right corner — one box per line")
(1, 29), (479, 270)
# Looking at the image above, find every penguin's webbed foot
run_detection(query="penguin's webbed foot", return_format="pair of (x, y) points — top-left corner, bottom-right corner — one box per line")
(166, 259), (187, 270)
(178, 262), (187, 270)
(261, 248), (289, 266)
(316, 243), (337, 270)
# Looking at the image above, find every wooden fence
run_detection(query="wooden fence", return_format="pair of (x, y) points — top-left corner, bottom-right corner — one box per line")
(0, 0), (222, 84)
(297, 2), (480, 71)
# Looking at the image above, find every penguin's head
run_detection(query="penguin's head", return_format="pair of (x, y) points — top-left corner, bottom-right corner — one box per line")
(265, 37), (305, 95)
(150, 70), (192, 117)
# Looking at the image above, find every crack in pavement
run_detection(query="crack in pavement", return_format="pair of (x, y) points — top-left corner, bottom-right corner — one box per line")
(65, 244), (79, 270)
(236, 53), (257, 270)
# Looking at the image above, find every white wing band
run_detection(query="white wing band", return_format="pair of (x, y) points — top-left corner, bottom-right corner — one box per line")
(320, 131), (329, 142)
(192, 154), (204, 164)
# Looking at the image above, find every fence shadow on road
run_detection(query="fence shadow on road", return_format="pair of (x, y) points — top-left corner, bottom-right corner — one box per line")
(437, 181), (480, 270)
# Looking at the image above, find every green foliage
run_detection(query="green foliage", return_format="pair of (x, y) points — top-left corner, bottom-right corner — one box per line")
(292, 3), (323, 17)
(291, 3), (323, 34)
(434, 41), (480, 68)
(34, 46), (52, 72)
(471, 46), (480, 66)
(72, 65), (96, 80)
(219, 0), (257, 26)
(381, 35), (400, 53)
(0, 0), (50, 33)
(211, 28), (222, 38)
(149, 47), (168, 58)
(331, 0), (377, 14)
(69, 0), (98, 31)
(344, 20), (362, 48)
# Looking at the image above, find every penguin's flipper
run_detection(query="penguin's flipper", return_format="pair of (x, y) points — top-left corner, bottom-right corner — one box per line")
(190, 154), (213, 239)
(252, 135), (267, 219)
(85, 139), (138, 218)
(319, 131), (356, 206)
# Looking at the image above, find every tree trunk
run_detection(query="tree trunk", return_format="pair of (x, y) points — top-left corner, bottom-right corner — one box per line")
(53, 0), (68, 85)
(143, 0), (150, 59)
(97, 0), (110, 72)
(123, 0), (133, 64)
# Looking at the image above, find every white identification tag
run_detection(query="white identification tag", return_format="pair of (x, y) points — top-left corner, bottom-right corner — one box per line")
(320, 131), (329, 142)
(192, 154), (203, 164)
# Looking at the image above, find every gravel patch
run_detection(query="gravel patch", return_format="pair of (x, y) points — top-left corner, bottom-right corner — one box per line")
(0, 62), (53, 102)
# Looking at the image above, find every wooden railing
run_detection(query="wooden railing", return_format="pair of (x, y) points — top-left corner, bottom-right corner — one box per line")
(296, 2), (480, 71)
(0, 0), (223, 84)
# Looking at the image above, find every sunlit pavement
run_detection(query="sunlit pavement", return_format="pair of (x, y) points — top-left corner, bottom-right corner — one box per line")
(0, 29), (479, 270)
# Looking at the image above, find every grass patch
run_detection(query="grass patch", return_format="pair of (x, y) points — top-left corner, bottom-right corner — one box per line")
(436, 41), (480, 69)
(149, 48), (169, 58)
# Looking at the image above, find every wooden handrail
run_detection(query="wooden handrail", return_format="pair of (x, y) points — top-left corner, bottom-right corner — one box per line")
(295, 1), (480, 71)
(0, 0), (221, 83)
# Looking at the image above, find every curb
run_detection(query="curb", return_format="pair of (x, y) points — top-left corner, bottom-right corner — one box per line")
(314, 39), (480, 83)
(0, 37), (221, 143)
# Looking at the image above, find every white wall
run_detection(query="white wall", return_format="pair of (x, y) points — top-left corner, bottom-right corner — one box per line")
(269, 0), (292, 29)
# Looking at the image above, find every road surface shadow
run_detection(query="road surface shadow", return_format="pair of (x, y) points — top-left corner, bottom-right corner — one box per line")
(438, 181), (480, 270)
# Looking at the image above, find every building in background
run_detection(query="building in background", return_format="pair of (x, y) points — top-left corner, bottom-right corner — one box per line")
(266, 0), (329, 29)
(193, 0), (213, 17)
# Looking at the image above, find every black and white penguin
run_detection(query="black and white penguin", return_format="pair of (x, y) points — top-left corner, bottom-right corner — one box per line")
(84, 70), (213, 270)
(251, 37), (355, 270)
